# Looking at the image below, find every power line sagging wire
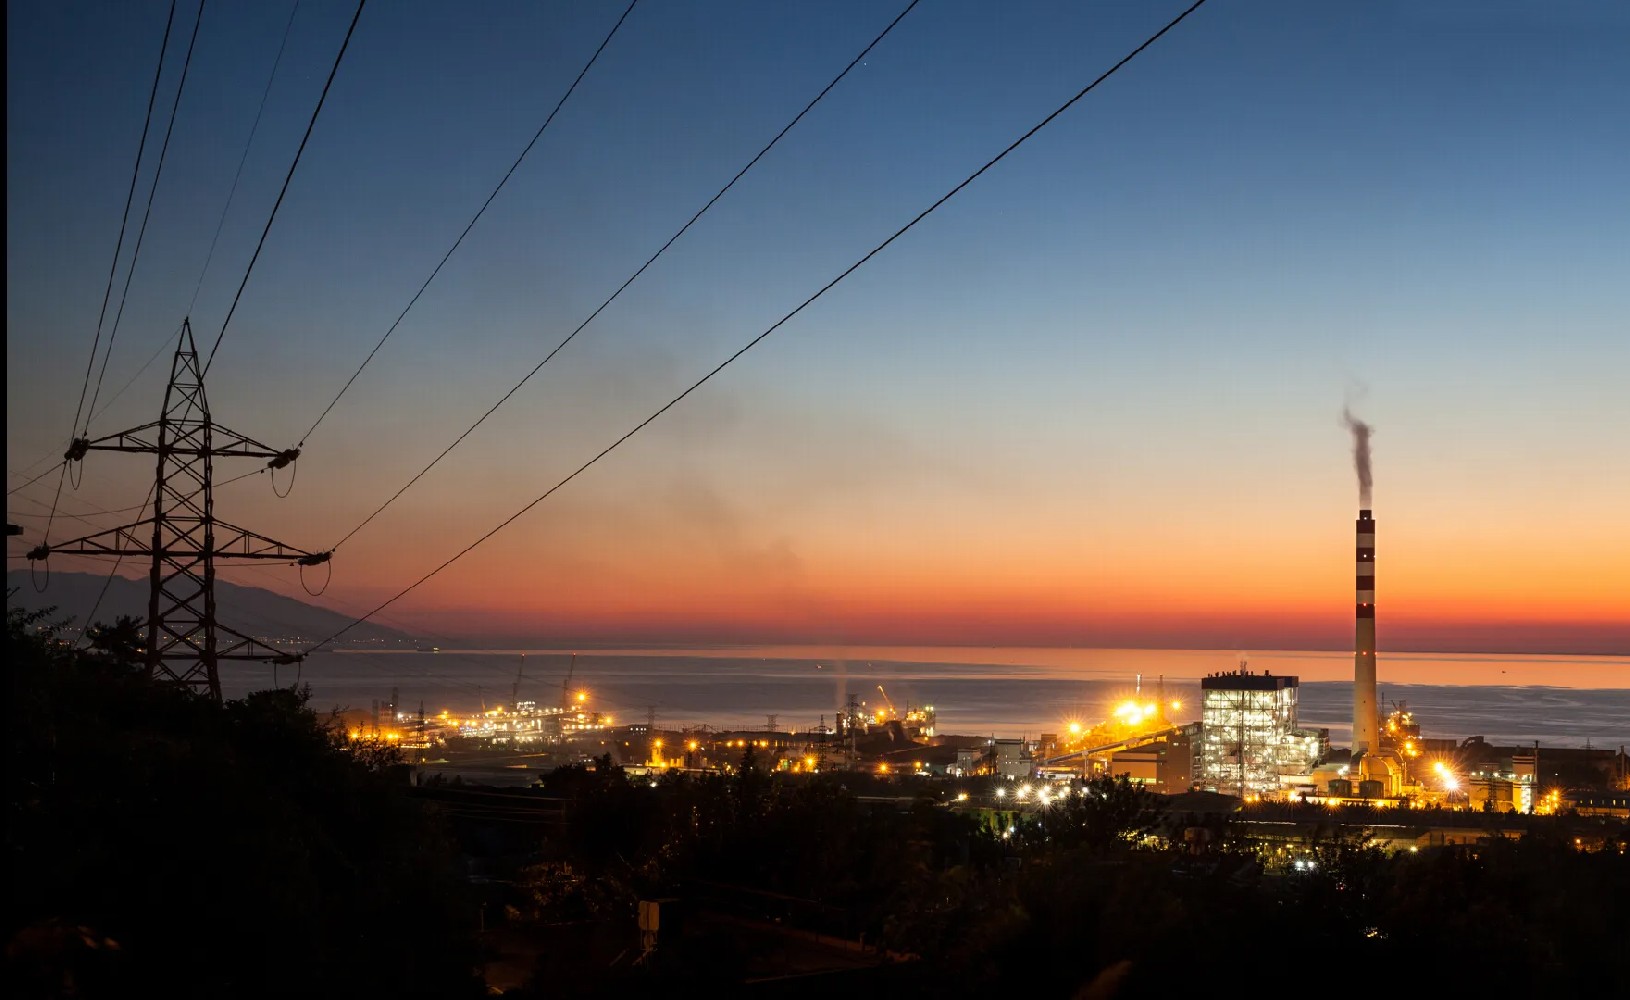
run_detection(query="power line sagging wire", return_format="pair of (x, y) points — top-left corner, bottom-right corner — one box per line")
(75, 483), (158, 649)
(326, 0), (921, 552)
(8, 463), (68, 498)
(85, 321), (184, 428)
(8, 491), (154, 521)
(201, 0), (368, 379)
(303, 0), (1213, 654)
(67, 0), (176, 451)
(296, 0), (643, 450)
(83, 0), (209, 434)
(186, 0), (303, 321)
(47, 2), (177, 547)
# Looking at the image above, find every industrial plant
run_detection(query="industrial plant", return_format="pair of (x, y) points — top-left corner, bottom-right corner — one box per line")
(367, 426), (1626, 822)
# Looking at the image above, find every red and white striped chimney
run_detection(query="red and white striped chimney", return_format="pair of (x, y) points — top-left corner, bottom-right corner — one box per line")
(1354, 509), (1378, 755)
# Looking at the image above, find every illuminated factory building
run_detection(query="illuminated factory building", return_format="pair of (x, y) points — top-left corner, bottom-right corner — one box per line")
(1198, 667), (1320, 799)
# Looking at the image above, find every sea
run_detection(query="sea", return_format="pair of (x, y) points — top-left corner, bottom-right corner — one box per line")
(224, 646), (1630, 751)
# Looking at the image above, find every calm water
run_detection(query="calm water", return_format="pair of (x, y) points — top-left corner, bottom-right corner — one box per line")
(232, 646), (1630, 750)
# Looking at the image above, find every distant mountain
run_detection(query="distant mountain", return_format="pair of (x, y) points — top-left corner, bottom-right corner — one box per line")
(5, 570), (408, 644)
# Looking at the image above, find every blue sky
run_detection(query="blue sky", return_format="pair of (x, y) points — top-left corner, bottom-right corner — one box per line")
(8, 1), (1629, 653)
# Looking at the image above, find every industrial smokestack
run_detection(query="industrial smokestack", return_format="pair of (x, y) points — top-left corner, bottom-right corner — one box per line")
(1354, 509), (1378, 755)
(1343, 408), (1378, 755)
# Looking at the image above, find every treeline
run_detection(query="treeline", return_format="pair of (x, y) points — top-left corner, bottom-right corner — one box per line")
(7, 605), (1626, 999)
(4, 606), (484, 999)
(490, 756), (1627, 998)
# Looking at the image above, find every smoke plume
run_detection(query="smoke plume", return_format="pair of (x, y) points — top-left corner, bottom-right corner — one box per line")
(1342, 408), (1373, 507)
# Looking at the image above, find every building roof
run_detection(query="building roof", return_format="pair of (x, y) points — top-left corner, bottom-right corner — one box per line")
(1164, 789), (1242, 814)
(1201, 670), (1298, 691)
(877, 744), (959, 766)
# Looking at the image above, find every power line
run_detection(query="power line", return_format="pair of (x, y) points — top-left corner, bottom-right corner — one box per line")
(85, 322), (183, 427)
(326, 0), (920, 552)
(200, 0), (368, 379)
(84, 0), (209, 434)
(296, 0), (642, 450)
(66, 0), (176, 451)
(8, 455), (258, 527)
(186, 0), (302, 321)
(303, 0), (1213, 654)
(75, 483), (158, 647)
(8, 490), (135, 533)
(8, 493), (151, 520)
(9, 450), (63, 479)
(45, 2), (177, 551)
(8, 463), (67, 497)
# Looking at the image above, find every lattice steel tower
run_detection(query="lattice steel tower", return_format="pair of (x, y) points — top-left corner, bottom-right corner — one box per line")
(29, 321), (328, 699)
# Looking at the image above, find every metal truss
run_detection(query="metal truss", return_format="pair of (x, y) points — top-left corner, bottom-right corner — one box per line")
(28, 320), (326, 700)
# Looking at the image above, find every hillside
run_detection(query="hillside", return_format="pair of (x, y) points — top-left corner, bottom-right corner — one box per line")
(5, 570), (408, 644)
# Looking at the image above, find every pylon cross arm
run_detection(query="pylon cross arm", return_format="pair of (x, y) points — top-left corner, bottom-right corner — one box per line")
(217, 622), (304, 663)
(71, 421), (285, 461)
(26, 521), (156, 560)
(74, 420), (162, 455)
(207, 422), (285, 459)
(212, 519), (327, 562)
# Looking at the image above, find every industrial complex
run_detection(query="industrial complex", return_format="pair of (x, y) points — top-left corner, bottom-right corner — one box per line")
(362, 499), (1626, 824)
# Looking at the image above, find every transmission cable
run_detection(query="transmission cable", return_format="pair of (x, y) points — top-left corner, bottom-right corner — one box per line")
(13, 319), (180, 475)
(85, 321), (182, 427)
(303, 0), (1212, 654)
(186, 0), (302, 322)
(327, 0), (919, 552)
(74, 483), (157, 649)
(84, 0), (209, 434)
(296, 0), (642, 450)
(8, 463), (68, 497)
(44, 1), (176, 547)
(8, 489), (136, 533)
(65, 0), (175, 453)
(200, 0), (367, 379)
(8, 490), (153, 520)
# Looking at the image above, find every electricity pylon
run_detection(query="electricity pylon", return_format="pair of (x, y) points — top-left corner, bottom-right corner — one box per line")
(28, 320), (328, 700)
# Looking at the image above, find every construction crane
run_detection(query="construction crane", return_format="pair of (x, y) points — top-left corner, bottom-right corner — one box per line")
(512, 653), (525, 711)
(876, 685), (897, 718)
(561, 652), (576, 712)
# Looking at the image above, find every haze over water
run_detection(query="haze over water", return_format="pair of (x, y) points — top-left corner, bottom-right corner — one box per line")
(235, 646), (1630, 750)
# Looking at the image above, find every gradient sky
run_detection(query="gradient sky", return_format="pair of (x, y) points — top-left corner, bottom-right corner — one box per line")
(7, 1), (1629, 659)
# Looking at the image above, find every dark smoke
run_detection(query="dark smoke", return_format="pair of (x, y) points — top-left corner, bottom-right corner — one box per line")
(1343, 408), (1373, 507)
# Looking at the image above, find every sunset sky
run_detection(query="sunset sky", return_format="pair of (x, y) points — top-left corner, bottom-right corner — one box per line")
(7, 1), (1628, 658)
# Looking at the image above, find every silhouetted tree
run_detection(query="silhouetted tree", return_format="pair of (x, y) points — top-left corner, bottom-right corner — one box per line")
(3, 604), (483, 999)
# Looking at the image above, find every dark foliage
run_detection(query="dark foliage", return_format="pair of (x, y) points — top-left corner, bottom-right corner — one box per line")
(491, 764), (1627, 999)
(3, 603), (483, 999)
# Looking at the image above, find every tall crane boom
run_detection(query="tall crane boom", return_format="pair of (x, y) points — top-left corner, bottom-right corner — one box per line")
(877, 685), (897, 716)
